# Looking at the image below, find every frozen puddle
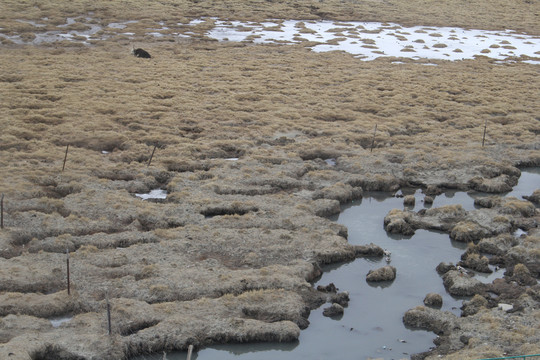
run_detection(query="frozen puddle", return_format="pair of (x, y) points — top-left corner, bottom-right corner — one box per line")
(135, 189), (167, 200)
(50, 315), (73, 328)
(3, 17), (103, 45)
(324, 158), (336, 166)
(514, 228), (528, 237)
(1, 17), (539, 62)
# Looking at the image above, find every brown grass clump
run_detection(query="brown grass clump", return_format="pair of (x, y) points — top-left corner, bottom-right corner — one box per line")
(450, 221), (487, 242)
(0, 290), (82, 318)
(500, 198), (536, 217)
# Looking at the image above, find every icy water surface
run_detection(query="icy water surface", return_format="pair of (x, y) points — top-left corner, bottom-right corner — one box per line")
(208, 19), (540, 62)
(135, 189), (168, 200)
(49, 315), (73, 328)
(134, 170), (539, 359)
(2, 17), (539, 63)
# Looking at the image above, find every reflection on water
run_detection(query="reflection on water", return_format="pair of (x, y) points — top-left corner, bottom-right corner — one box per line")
(133, 169), (539, 360)
(505, 168), (540, 200)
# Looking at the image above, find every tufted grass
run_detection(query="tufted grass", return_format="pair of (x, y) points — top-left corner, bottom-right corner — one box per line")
(0, 1), (539, 358)
(1, 41), (539, 197)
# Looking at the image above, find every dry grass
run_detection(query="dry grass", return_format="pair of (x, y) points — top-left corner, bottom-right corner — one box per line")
(0, 0), (539, 359)
(2, 42), (538, 198)
(1, 0), (539, 34)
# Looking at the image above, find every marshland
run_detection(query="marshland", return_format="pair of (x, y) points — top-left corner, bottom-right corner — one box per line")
(1, 0), (539, 359)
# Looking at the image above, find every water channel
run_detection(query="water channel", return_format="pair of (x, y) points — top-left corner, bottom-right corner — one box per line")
(135, 169), (539, 359)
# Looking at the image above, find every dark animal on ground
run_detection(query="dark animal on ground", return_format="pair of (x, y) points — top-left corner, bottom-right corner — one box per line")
(132, 48), (151, 59)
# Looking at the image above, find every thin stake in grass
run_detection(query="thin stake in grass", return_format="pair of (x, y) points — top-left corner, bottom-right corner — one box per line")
(370, 124), (378, 152)
(147, 145), (157, 167)
(106, 293), (112, 335)
(482, 119), (487, 147)
(62, 144), (70, 171)
(66, 249), (71, 295)
(1, 193), (4, 229)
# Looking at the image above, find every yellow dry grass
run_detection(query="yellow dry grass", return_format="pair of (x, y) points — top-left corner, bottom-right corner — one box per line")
(1, 41), (538, 197)
(0, 0), (539, 359)
(1, 0), (539, 35)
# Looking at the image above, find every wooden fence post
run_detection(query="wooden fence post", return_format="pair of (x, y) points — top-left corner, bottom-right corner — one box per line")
(106, 294), (112, 335)
(482, 119), (487, 147)
(147, 145), (157, 167)
(66, 249), (71, 295)
(1, 193), (4, 229)
(62, 144), (69, 171)
(370, 124), (377, 152)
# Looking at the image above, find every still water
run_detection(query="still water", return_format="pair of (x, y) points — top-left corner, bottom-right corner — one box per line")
(136, 168), (539, 360)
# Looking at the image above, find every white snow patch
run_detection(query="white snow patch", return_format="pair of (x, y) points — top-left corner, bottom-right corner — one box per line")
(498, 303), (513, 312)
(50, 316), (73, 328)
(4, 17), (539, 63)
(135, 189), (167, 200)
(205, 19), (540, 62)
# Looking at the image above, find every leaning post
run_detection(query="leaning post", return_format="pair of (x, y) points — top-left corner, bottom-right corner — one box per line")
(106, 293), (112, 336)
(370, 124), (378, 152)
(1, 193), (4, 229)
(482, 118), (487, 147)
(62, 144), (70, 171)
(66, 249), (71, 295)
(147, 145), (157, 167)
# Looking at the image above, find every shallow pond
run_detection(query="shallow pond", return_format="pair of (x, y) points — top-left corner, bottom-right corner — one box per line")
(134, 169), (539, 359)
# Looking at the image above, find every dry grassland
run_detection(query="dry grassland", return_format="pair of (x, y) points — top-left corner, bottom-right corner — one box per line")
(1, 0), (539, 34)
(0, 0), (539, 359)
(1, 42), (538, 197)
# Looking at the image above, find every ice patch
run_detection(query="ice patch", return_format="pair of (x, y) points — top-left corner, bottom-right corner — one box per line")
(324, 158), (336, 166)
(135, 189), (167, 200)
(3, 17), (539, 63)
(513, 228), (527, 237)
(206, 19), (540, 62)
(498, 303), (513, 312)
(108, 20), (138, 29)
(50, 316), (73, 328)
